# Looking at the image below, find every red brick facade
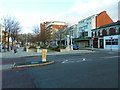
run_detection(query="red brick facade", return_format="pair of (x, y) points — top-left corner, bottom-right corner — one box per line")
(96, 11), (114, 28)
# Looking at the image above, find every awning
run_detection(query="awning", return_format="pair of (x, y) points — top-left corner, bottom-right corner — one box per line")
(73, 37), (91, 41)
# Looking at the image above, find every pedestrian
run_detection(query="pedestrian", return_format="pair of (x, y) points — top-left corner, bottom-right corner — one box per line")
(13, 45), (17, 53)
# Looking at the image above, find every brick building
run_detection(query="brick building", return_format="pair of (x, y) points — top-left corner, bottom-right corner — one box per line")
(40, 21), (68, 46)
(92, 21), (120, 50)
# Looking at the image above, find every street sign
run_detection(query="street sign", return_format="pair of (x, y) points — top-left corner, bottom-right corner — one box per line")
(92, 37), (94, 40)
(42, 49), (47, 62)
(110, 37), (113, 40)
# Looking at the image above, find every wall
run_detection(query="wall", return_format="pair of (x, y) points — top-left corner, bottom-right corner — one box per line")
(77, 41), (89, 49)
(96, 11), (113, 28)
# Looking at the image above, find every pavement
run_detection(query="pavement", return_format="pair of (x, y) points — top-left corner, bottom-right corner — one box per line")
(1, 47), (97, 58)
(0, 47), (95, 71)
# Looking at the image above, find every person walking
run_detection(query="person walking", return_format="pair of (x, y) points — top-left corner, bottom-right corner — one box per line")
(13, 45), (17, 53)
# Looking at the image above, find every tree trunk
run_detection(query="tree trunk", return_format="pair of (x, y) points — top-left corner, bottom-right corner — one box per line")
(7, 33), (9, 51)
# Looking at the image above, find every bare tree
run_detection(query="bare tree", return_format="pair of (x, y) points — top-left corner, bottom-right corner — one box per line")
(53, 28), (64, 46)
(32, 25), (41, 45)
(17, 33), (34, 46)
(39, 28), (51, 46)
(2, 16), (21, 51)
(53, 28), (70, 46)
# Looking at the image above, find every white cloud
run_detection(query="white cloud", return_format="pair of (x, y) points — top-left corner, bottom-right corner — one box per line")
(0, 0), (73, 3)
(17, 13), (60, 33)
(60, 0), (119, 25)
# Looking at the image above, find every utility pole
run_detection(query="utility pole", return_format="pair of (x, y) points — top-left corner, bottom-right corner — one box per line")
(110, 37), (113, 51)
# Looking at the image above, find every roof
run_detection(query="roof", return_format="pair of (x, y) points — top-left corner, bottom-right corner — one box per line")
(92, 21), (120, 31)
(99, 21), (120, 28)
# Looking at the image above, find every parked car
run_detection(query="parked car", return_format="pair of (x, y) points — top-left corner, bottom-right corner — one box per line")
(2, 45), (8, 49)
(73, 45), (79, 50)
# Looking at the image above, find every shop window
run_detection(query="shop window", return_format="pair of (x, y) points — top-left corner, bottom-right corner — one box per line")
(105, 39), (118, 45)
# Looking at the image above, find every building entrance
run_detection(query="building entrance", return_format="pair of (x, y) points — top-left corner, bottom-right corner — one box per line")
(99, 39), (104, 48)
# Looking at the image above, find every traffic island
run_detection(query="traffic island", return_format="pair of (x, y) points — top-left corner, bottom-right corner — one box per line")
(12, 61), (55, 69)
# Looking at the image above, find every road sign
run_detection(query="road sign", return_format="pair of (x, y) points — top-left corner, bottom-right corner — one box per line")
(110, 37), (113, 40)
(42, 49), (47, 62)
(92, 37), (94, 40)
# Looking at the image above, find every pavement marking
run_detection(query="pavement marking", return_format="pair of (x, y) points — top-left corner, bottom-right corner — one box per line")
(82, 58), (86, 61)
(62, 60), (68, 63)
(61, 58), (88, 64)
(101, 56), (120, 59)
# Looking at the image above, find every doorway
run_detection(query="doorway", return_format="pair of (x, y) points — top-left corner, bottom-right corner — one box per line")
(100, 39), (104, 48)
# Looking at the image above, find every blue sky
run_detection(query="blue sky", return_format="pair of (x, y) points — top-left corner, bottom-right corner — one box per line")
(0, 0), (119, 33)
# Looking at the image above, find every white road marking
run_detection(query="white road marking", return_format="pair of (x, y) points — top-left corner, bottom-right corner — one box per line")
(82, 58), (86, 61)
(62, 60), (68, 63)
(101, 56), (120, 59)
(0, 64), (13, 70)
(61, 58), (88, 64)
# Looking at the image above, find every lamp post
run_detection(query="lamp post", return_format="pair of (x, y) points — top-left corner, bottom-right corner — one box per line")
(70, 36), (73, 50)
(70, 36), (73, 45)
(67, 35), (70, 46)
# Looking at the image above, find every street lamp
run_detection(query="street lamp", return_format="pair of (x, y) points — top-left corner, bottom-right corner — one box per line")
(70, 36), (73, 45)
(67, 35), (70, 46)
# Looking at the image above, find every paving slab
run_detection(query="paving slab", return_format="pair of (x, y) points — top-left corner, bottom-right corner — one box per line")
(1, 47), (95, 58)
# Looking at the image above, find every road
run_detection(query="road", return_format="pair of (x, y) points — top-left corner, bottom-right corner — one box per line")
(2, 51), (119, 88)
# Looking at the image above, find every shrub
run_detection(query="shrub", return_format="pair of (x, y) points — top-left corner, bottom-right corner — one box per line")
(29, 46), (37, 49)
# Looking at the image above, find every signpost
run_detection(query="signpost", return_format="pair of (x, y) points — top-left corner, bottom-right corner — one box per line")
(91, 37), (94, 51)
(42, 49), (47, 62)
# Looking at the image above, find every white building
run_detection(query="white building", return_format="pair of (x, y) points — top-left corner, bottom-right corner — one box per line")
(69, 24), (77, 38)
(77, 15), (96, 38)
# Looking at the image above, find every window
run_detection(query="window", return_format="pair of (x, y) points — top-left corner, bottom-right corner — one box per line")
(96, 31), (98, 36)
(102, 29), (107, 36)
(93, 31), (95, 37)
(106, 28), (109, 35)
(84, 31), (88, 36)
(98, 30), (100, 36)
(84, 25), (88, 29)
(105, 39), (118, 45)
(115, 26), (119, 34)
(100, 30), (102, 36)
(109, 27), (115, 35)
